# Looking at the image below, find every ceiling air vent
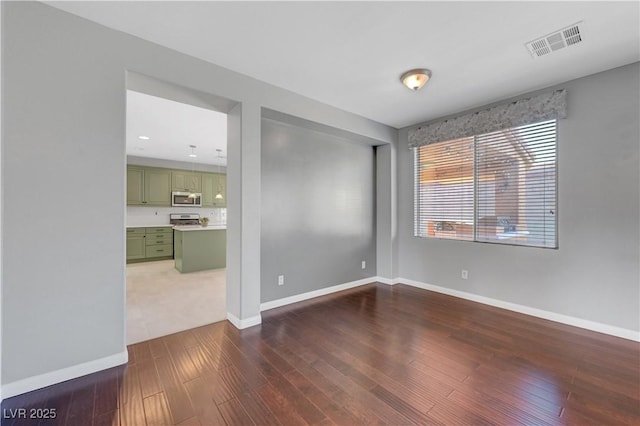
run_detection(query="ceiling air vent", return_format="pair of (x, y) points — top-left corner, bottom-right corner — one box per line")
(526, 21), (584, 58)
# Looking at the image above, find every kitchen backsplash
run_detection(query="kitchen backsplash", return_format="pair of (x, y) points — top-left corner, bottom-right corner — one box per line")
(127, 206), (227, 226)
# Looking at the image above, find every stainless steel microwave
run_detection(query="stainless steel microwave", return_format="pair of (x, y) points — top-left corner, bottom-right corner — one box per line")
(172, 191), (202, 207)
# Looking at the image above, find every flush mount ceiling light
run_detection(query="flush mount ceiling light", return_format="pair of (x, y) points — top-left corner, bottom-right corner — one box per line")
(400, 68), (432, 91)
(138, 135), (150, 140)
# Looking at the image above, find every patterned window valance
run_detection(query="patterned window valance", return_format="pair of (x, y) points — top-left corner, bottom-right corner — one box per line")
(408, 89), (567, 148)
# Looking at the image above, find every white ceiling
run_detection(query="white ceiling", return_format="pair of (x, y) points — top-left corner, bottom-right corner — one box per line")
(49, 1), (639, 130)
(126, 90), (227, 166)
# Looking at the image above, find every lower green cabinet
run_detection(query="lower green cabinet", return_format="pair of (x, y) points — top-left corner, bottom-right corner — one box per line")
(126, 226), (174, 263)
(145, 244), (173, 259)
(174, 229), (226, 273)
(145, 228), (173, 259)
(126, 235), (146, 260)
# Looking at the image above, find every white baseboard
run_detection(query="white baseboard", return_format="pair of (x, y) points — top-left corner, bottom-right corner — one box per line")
(374, 276), (400, 285)
(398, 277), (640, 342)
(260, 276), (377, 312)
(2, 350), (128, 401)
(226, 312), (262, 329)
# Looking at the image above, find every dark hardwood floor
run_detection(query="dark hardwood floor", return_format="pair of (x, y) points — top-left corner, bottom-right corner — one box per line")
(3, 283), (639, 425)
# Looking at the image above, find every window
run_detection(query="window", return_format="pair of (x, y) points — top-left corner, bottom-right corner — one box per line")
(414, 119), (557, 248)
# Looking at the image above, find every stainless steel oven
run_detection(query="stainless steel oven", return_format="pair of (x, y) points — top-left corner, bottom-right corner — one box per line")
(172, 191), (202, 207)
(169, 213), (201, 225)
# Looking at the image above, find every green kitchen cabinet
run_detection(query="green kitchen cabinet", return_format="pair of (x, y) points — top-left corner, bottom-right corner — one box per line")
(174, 228), (226, 273)
(214, 174), (226, 208)
(126, 166), (171, 206)
(126, 227), (146, 236)
(126, 228), (146, 260)
(145, 244), (173, 258)
(127, 167), (145, 205)
(144, 226), (173, 261)
(171, 171), (202, 193)
(202, 173), (226, 208)
(144, 168), (172, 206)
(202, 173), (215, 207)
(126, 226), (174, 263)
(146, 226), (173, 235)
(127, 165), (227, 208)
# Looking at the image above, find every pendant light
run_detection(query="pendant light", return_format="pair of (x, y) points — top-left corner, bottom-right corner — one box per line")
(188, 145), (197, 198)
(215, 149), (224, 200)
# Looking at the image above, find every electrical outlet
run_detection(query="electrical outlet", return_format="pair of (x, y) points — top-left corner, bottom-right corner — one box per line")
(278, 275), (284, 286)
(361, 261), (366, 270)
(461, 270), (469, 280)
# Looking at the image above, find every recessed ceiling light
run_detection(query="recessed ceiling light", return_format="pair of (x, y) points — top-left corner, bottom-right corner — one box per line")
(400, 68), (432, 91)
(138, 135), (150, 140)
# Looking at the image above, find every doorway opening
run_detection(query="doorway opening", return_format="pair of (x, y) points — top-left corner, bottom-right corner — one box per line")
(124, 73), (235, 344)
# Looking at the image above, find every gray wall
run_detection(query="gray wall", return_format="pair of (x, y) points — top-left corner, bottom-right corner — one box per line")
(1, 1), (393, 390)
(397, 63), (640, 332)
(3, 2), (128, 385)
(376, 143), (398, 280)
(261, 119), (377, 302)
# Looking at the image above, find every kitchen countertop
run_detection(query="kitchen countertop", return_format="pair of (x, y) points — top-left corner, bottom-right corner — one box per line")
(127, 224), (226, 230)
(126, 225), (174, 229)
(173, 225), (227, 231)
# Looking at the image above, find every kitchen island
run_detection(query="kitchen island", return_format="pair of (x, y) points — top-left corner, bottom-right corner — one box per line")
(173, 225), (226, 273)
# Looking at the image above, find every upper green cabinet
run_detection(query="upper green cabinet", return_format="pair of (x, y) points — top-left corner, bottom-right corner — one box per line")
(127, 165), (225, 207)
(214, 174), (226, 207)
(202, 173), (215, 207)
(171, 171), (202, 193)
(145, 168), (172, 205)
(202, 173), (226, 207)
(127, 166), (171, 206)
(127, 167), (145, 205)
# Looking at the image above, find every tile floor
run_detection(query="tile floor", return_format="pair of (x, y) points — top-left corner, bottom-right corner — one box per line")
(126, 259), (226, 344)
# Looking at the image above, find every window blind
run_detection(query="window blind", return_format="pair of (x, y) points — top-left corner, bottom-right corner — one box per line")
(414, 119), (557, 248)
(414, 136), (475, 240)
